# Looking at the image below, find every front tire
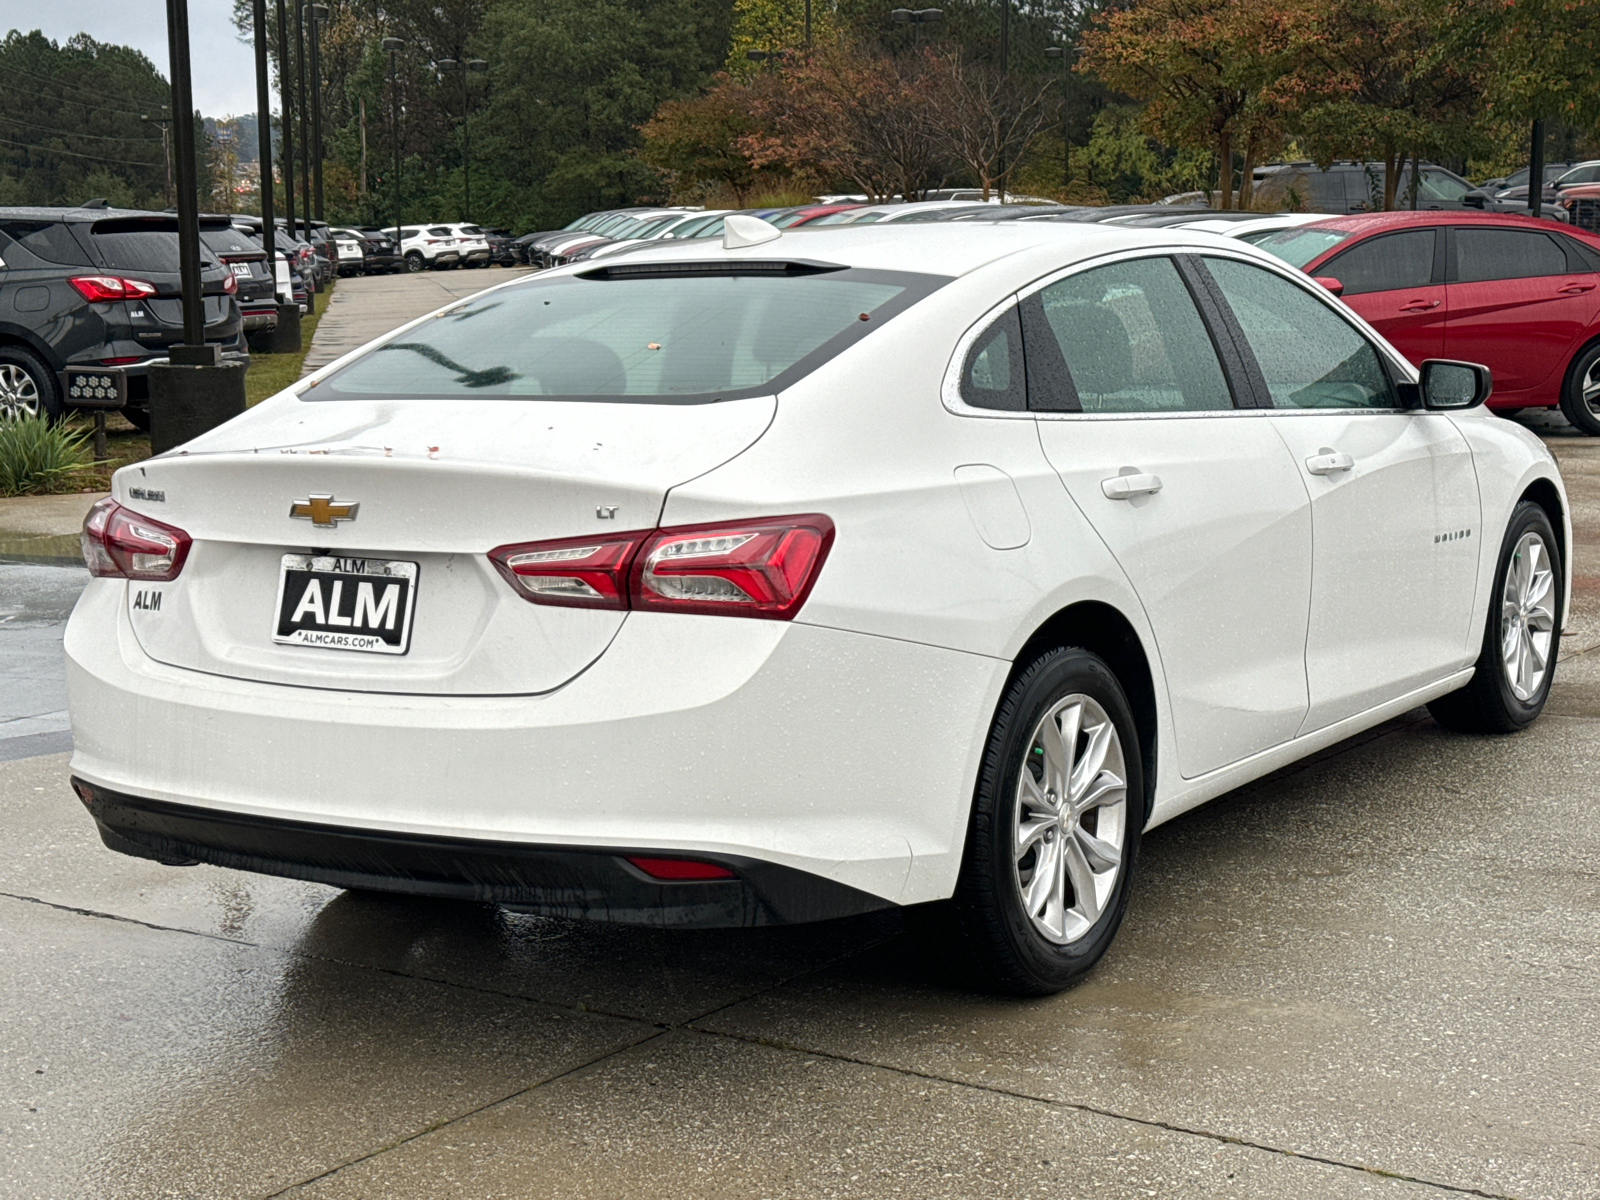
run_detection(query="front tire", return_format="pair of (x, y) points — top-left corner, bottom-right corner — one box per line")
(405, 252), (425, 273)
(1558, 339), (1600, 436)
(931, 647), (1144, 995)
(1428, 501), (1562, 733)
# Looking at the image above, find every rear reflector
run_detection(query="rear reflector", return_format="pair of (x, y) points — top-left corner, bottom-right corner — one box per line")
(625, 856), (736, 881)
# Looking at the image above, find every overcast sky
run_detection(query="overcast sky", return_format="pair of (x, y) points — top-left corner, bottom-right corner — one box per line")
(7, 2), (266, 118)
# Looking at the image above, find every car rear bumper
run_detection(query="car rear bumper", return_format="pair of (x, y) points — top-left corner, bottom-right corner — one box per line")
(72, 780), (893, 926)
(63, 583), (1006, 913)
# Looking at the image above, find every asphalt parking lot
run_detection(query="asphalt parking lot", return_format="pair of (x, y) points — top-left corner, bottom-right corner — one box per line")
(3, 275), (1598, 1198)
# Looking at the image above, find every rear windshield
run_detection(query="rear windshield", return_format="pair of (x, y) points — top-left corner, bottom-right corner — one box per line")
(317, 266), (945, 404)
(201, 227), (264, 257)
(1252, 227), (1352, 269)
(91, 226), (212, 272)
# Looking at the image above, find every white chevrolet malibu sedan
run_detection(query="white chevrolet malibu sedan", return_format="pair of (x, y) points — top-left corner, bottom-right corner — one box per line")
(65, 217), (1568, 994)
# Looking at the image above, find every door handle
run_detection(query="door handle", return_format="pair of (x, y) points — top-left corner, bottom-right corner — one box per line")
(1305, 451), (1355, 476)
(1559, 282), (1597, 294)
(1399, 298), (1441, 311)
(1101, 473), (1164, 500)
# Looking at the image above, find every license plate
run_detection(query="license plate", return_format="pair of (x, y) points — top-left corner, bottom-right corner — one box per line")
(274, 555), (418, 655)
(230, 262), (252, 278)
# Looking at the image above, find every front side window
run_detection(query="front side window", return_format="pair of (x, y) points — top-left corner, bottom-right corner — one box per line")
(1451, 228), (1569, 282)
(1419, 170), (1470, 201)
(1321, 229), (1436, 295)
(321, 267), (942, 403)
(1204, 257), (1395, 410)
(1023, 256), (1232, 414)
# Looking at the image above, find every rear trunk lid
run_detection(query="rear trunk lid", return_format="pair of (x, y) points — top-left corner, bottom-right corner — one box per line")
(116, 395), (776, 695)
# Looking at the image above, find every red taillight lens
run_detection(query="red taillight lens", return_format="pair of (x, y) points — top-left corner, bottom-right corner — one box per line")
(625, 856), (736, 881)
(69, 276), (157, 302)
(81, 498), (192, 581)
(488, 515), (832, 620)
(634, 516), (834, 619)
(488, 532), (650, 609)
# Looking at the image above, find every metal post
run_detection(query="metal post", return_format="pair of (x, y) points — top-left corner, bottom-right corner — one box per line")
(998, 0), (1010, 202)
(308, 4), (325, 221)
(276, 0), (294, 241)
(383, 38), (404, 243)
(255, 0), (300, 351)
(1530, 118), (1546, 220)
(1410, 152), (1420, 211)
(164, 0), (205, 351)
(295, 0), (311, 244)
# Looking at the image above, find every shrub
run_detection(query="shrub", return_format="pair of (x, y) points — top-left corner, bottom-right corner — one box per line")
(0, 415), (93, 497)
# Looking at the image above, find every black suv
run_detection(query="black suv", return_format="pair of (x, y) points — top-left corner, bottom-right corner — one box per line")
(0, 205), (245, 427)
(201, 219), (277, 336)
(1252, 161), (1477, 213)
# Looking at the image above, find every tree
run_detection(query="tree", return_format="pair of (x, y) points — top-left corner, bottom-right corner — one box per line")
(640, 75), (770, 202)
(1078, 0), (1309, 208)
(927, 52), (1056, 199)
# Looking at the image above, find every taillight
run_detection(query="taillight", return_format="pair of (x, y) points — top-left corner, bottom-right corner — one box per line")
(222, 272), (237, 294)
(81, 498), (191, 581)
(634, 516), (834, 619)
(487, 515), (833, 620)
(69, 276), (157, 302)
(488, 532), (648, 610)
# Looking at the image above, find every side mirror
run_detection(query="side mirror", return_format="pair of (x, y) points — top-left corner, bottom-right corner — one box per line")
(1313, 276), (1344, 297)
(1419, 359), (1491, 410)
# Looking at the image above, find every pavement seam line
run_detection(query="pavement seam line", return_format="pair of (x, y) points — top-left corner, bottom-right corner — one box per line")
(260, 1028), (671, 1199)
(683, 1025), (1519, 1200)
(0, 890), (255, 947)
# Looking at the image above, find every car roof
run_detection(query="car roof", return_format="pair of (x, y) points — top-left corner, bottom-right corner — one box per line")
(1301, 210), (1580, 235)
(0, 203), (162, 223)
(552, 219), (1280, 280)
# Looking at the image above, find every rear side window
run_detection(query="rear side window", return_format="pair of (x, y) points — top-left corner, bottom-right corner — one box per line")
(1451, 228), (1569, 282)
(1321, 229), (1436, 295)
(1204, 257), (1395, 410)
(321, 266), (944, 403)
(0, 220), (92, 266)
(960, 304), (1025, 411)
(1022, 256), (1233, 414)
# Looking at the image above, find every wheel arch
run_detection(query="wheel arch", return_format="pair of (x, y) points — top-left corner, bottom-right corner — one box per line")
(1560, 331), (1600, 400)
(0, 325), (63, 371)
(1015, 600), (1158, 826)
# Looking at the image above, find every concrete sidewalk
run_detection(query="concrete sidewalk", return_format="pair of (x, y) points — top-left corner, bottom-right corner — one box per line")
(0, 491), (106, 562)
(299, 267), (535, 378)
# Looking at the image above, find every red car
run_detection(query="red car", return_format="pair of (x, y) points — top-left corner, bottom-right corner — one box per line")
(1257, 211), (1600, 433)
(768, 204), (864, 229)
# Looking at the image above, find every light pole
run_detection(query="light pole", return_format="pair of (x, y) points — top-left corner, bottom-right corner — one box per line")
(383, 37), (405, 241)
(152, 0), (246, 455)
(435, 57), (488, 222)
(1045, 45), (1077, 190)
(276, 0), (295, 242)
(1530, 118), (1546, 220)
(307, 4), (328, 221)
(254, 0), (300, 350)
(295, 0), (311, 247)
(889, 8), (943, 44)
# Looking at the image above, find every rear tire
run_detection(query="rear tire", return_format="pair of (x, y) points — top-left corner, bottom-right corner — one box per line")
(405, 252), (425, 273)
(927, 647), (1144, 995)
(0, 345), (63, 422)
(119, 405), (150, 432)
(1558, 340), (1600, 436)
(1428, 501), (1562, 733)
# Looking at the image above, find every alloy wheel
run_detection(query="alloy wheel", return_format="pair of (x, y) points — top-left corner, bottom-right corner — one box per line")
(1013, 694), (1129, 945)
(0, 363), (42, 420)
(1583, 357), (1600, 416)
(1500, 531), (1556, 702)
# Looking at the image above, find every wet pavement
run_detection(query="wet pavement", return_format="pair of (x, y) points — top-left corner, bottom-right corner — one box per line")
(2, 429), (1597, 1199)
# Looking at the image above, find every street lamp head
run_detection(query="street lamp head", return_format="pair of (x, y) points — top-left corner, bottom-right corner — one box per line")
(381, 37), (405, 52)
(306, 3), (329, 20)
(466, 59), (488, 72)
(915, 9), (943, 21)
(889, 8), (912, 23)
(1045, 46), (1064, 58)
(746, 49), (770, 60)
(436, 58), (460, 71)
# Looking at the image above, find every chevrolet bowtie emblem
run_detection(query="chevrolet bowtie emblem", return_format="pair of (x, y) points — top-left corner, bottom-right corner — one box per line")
(290, 495), (360, 527)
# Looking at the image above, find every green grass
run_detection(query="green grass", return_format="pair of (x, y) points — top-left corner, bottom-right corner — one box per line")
(0, 415), (94, 497)
(246, 282), (333, 406)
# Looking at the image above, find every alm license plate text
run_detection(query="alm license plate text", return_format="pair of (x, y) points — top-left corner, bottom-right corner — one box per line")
(274, 555), (418, 655)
